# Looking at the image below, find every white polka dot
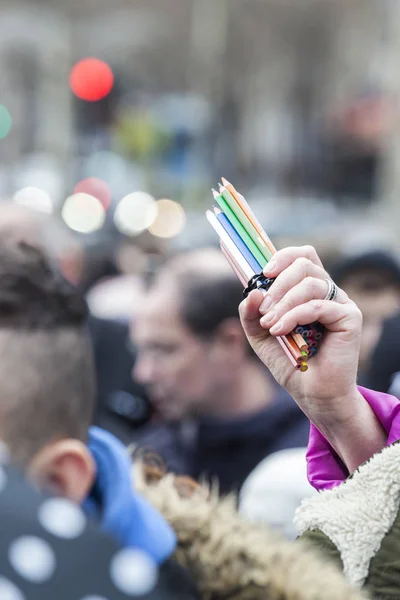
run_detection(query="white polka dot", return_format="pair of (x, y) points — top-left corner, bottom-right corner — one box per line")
(38, 498), (86, 539)
(0, 576), (25, 600)
(9, 536), (56, 583)
(110, 549), (158, 596)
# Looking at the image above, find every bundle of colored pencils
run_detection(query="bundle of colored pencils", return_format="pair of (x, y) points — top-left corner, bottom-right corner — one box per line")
(206, 178), (321, 372)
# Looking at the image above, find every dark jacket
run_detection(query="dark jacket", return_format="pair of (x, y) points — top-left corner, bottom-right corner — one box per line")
(0, 464), (199, 599)
(85, 426), (200, 598)
(363, 311), (400, 393)
(133, 389), (310, 495)
(88, 315), (152, 442)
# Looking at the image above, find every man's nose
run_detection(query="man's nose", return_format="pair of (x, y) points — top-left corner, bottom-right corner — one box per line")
(132, 355), (155, 385)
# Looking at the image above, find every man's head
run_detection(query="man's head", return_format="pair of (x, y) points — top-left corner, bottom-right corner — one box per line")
(0, 238), (96, 502)
(331, 250), (400, 368)
(132, 248), (255, 420)
(0, 203), (84, 285)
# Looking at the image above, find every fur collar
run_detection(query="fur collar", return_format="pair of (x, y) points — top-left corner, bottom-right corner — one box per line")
(135, 465), (367, 600)
(295, 442), (400, 587)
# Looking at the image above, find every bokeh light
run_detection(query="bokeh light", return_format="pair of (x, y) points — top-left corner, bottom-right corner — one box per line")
(13, 154), (64, 208)
(13, 187), (53, 214)
(0, 105), (12, 139)
(74, 177), (111, 210)
(69, 58), (114, 102)
(62, 193), (106, 234)
(148, 199), (186, 238)
(114, 191), (158, 236)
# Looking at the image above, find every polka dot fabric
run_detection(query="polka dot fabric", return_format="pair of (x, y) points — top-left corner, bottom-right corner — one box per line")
(0, 467), (164, 599)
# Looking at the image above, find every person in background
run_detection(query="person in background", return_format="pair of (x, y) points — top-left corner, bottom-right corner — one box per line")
(0, 464), (198, 599)
(329, 250), (400, 381)
(362, 311), (400, 395)
(0, 203), (152, 441)
(0, 237), (202, 600)
(238, 244), (400, 598)
(0, 238), (174, 557)
(239, 447), (316, 539)
(131, 248), (310, 495)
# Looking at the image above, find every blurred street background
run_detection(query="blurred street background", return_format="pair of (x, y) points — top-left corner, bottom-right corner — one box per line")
(1, 0), (400, 274)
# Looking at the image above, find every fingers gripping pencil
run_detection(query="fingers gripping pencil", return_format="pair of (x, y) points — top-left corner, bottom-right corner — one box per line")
(207, 179), (325, 371)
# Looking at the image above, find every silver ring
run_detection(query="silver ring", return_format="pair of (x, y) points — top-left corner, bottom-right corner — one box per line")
(324, 279), (338, 302)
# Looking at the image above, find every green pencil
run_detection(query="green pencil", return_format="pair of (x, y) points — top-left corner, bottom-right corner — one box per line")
(219, 184), (273, 263)
(212, 190), (267, 268)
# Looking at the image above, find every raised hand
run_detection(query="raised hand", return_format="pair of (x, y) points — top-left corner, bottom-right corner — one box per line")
(239, 245), (386, 472)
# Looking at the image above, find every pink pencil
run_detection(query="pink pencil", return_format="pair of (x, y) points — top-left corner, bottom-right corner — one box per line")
(220, 243), (301, 369)
(220, 242), (248, 286)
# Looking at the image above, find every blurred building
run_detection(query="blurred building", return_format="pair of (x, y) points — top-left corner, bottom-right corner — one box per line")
(0, 0), (399, 253)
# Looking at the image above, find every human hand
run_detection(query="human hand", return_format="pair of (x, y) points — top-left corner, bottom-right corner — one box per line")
(239, 245), (363, 430)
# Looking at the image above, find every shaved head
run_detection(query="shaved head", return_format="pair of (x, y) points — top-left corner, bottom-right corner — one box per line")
(0, 203), (83, 284)
(0, 238), (94, 466)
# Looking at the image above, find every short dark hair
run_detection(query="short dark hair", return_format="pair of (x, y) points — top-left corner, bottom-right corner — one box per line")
(0, 239), (95, 466)
(179, 271), (245, 339)
(330, 250), (400, 293)
(153, 248), (253, 352)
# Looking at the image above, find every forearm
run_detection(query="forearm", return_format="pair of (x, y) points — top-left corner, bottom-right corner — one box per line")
(311, 389), (387, 474)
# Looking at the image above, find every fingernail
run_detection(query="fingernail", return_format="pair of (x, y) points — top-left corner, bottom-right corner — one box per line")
(259, 295), (272, 314)
(260, 311), (276, 326)
(264, 259), (276, 273)
(270, 320), (283, 334)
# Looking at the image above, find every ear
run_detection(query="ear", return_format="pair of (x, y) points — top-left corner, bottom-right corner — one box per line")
(212, 318), (248, 361)
(59, 253), (83, 286)
(27, 439), (96, 503)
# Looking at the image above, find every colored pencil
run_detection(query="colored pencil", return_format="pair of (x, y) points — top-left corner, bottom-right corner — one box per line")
(221, 177), (276, 256)
(218, 181), (308, 352)
(214, 207), (263, 274)
(207, 179), (324, 370)
(208, 207), (306, 368)
(212, 190), (267, 268)
(219, 240), (302, 368)
(277, 336), (301, 369)
(220, 243), (247, 286)
(280, 335), (308, 371)
(218, 184), (273, 263)
(206, 210), (254, 281)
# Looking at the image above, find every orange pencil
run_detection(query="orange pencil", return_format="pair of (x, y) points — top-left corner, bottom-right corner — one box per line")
(277, 336), (302, 370)
(285, 334), (308, 365)
(221, 243), (302, 369)
(292, 332), (309, 353)
(221, 177), (276, 256)
(222, 177), (308, 352)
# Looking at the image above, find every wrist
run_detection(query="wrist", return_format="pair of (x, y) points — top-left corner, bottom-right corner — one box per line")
(311, 387), (387, 473)
(304, 385), (363, 432)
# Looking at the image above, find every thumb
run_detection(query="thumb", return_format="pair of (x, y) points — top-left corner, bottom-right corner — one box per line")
(239, 289), (267, 340)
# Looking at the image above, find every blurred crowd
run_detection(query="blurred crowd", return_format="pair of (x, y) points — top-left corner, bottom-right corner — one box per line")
(0, 200), (398, 599)
(2, 0), (400, 598)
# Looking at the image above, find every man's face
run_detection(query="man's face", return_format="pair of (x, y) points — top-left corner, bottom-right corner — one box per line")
(132, 286), (220, 420)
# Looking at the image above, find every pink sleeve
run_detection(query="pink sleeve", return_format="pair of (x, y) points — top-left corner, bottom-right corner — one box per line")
(306, 386), (400, 490)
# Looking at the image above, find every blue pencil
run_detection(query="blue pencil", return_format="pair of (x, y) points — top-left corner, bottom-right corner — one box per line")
(213, 207), (263, 273)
